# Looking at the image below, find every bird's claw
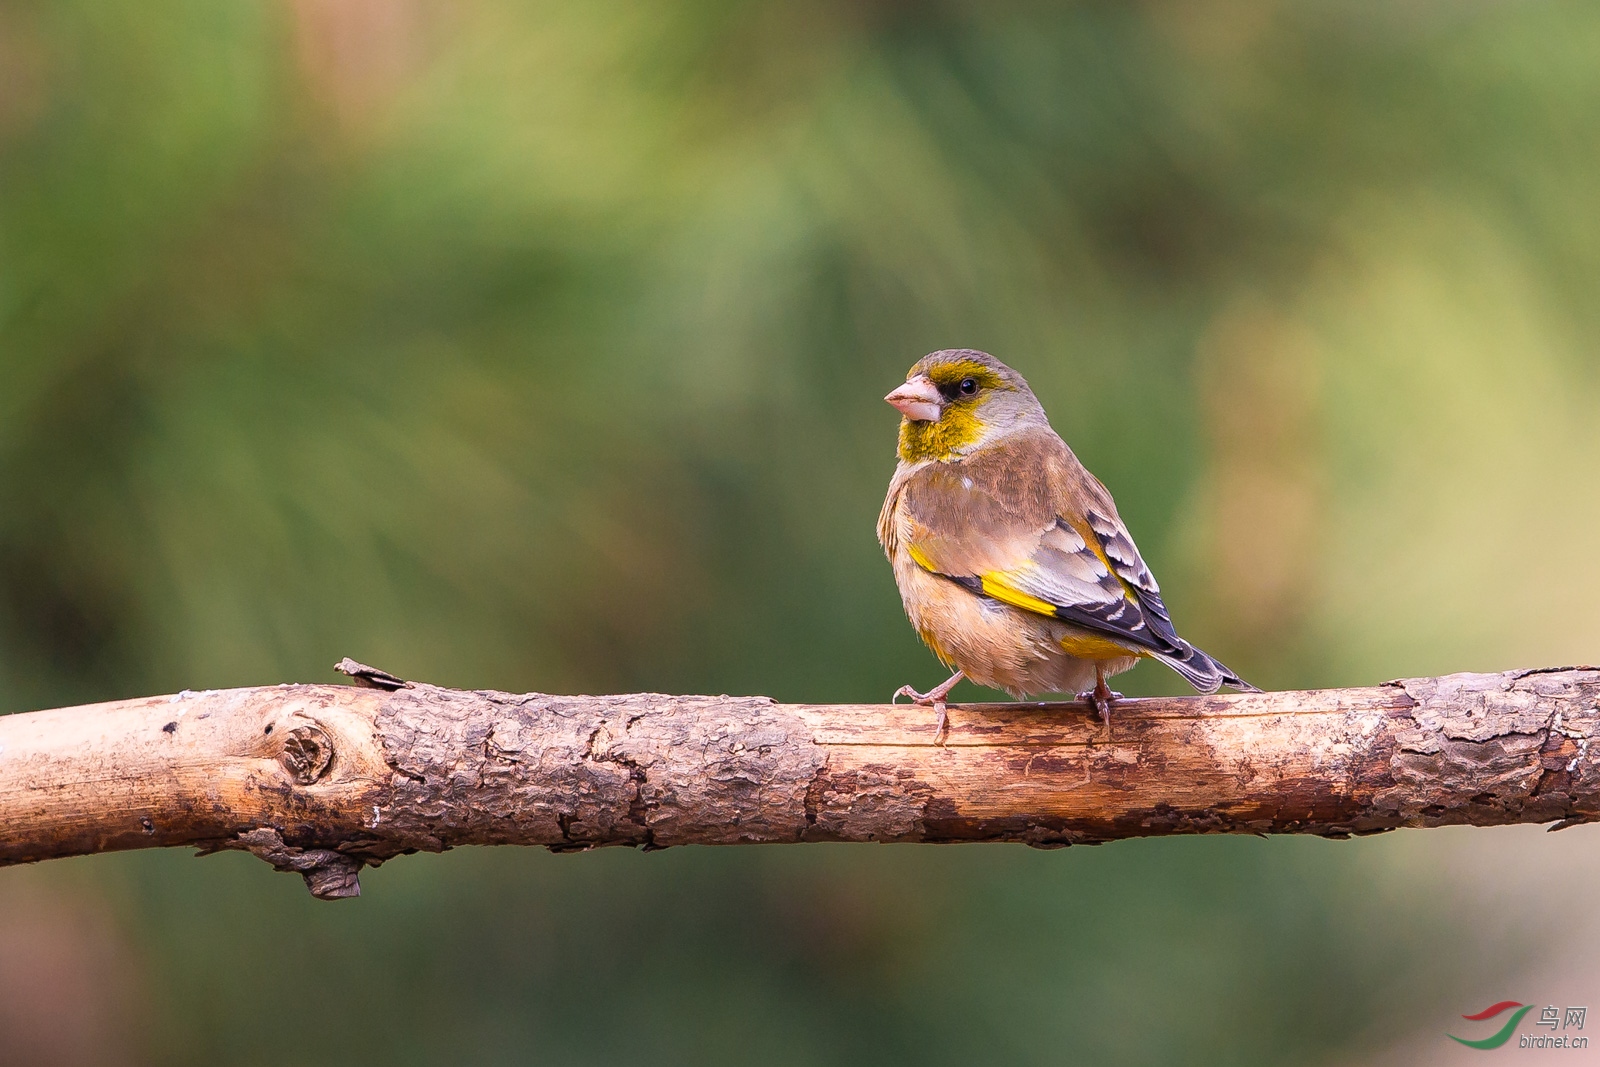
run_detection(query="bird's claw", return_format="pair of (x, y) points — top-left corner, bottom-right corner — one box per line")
(892, 674), (962, 746)
(1078, 683), (1123, 727)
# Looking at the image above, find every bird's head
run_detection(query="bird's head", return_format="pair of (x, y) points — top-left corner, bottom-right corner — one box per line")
(886, 349), (1046, 463)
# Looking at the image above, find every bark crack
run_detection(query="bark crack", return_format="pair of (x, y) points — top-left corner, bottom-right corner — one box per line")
(579, 719), (656, 849)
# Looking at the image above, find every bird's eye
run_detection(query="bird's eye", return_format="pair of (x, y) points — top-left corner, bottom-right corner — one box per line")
(958, 378), (978, 395)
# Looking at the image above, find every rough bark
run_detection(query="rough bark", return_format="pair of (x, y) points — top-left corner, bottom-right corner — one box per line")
(1, 661), (1595, 899)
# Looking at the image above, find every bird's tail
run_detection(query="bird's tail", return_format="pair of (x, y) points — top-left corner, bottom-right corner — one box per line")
(1152, 642), (1260, 695)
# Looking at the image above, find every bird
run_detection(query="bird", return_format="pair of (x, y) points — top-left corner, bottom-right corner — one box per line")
(877, 348), (1256, 739)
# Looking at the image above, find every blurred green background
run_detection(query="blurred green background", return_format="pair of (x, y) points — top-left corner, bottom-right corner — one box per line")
(4, 2), (1600, 1064)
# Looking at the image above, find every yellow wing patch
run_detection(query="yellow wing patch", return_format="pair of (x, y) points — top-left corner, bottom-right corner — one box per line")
(909, 544), (1058, 616)
(908, 541), (1146, 662)
(978, 574), (1058, 617)
(972, 566), (1152, 659)
(979, 570), (1145, 660)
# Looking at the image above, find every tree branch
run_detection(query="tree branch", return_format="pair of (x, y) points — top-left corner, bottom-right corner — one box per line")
(2, 661), (1595, 899)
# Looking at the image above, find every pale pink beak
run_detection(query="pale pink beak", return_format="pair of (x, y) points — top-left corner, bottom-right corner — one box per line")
(885, 376), (942, 422)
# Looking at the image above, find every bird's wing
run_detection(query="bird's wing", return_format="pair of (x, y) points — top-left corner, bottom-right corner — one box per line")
(897, 432), (1187, 661)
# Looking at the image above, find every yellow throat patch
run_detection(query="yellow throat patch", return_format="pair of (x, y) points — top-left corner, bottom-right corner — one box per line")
(896, 360), (1004, 463)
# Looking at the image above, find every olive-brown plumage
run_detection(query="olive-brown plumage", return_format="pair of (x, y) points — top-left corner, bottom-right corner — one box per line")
(879, 349), (1255, 734)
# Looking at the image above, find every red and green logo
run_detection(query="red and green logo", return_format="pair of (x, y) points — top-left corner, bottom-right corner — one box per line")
(1449, 1002), (1534, 1049)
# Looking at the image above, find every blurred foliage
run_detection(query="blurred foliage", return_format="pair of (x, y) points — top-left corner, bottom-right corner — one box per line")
(4, 1), (1600, 1063)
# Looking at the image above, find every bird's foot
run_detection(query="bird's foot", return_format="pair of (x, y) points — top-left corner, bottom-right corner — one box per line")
(892, 670), (964, 745)
(1077, 678), (1123, 727)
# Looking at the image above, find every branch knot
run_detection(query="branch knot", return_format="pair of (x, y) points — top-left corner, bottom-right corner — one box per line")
(280, 724), (334, 784)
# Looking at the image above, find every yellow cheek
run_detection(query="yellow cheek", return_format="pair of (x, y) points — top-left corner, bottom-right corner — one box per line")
(897, 404), (984, 462)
